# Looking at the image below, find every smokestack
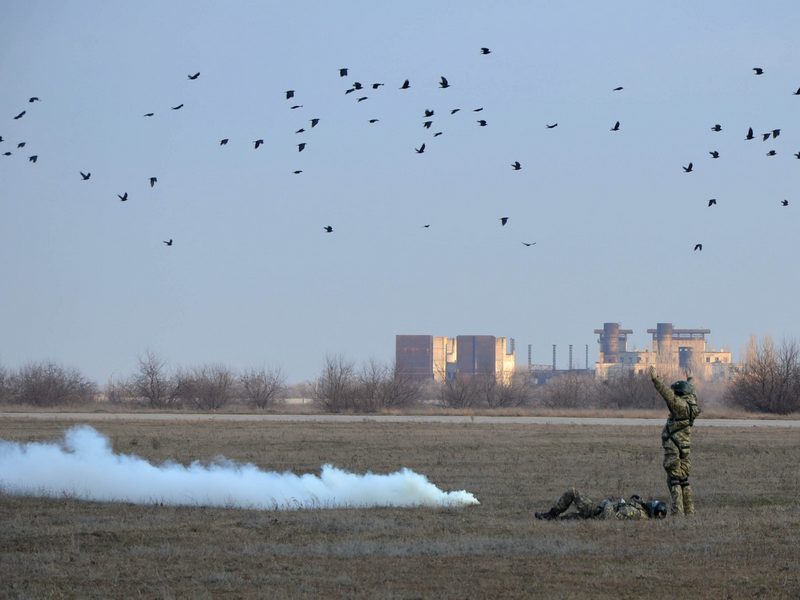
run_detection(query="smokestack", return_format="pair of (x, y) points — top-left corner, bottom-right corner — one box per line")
(586, 344), (589, 370)
(552, 344), (556, 371)
(569, 344), (573, 370)
(527, 344), (532, 368)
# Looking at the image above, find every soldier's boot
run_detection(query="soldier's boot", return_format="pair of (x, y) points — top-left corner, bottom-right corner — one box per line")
(535, 508), (558, 520)
(668, 483), (684, 516)
(681, 483), (695, 516)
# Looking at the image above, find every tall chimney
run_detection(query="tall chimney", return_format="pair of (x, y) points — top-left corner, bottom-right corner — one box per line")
(552, 344), (557, 371)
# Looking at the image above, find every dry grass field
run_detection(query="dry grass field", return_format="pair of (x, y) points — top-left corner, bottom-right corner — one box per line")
(1, 418), (799, 599)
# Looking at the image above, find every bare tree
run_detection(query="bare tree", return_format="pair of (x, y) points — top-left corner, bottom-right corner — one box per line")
(482, 372), (533, 408)
(596, 371), (661, 410)
(175, 364), (236, 411)
(240, 367), (286, 409)
(440, 374), (481, 408)
(726, 336), (800, 414)
(9, 361), (97, 406)
(382, 362), (423, 409)
(352, 360), (422, 412)
(540, 371), (595, 408)
(0, 363), (10, 403)
(313, 355), (356, 413)
(130, 351), (177, 408)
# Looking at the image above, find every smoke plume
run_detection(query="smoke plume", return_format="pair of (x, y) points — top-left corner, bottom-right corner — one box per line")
(0, 425), (479, 510)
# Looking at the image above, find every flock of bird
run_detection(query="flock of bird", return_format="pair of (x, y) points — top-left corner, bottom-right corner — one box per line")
(3, 54), (796, 252)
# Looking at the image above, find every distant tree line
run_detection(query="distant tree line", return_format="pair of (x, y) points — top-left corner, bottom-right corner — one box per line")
(1, 336), (798, 414)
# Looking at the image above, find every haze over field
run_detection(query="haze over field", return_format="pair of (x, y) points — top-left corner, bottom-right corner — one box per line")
(1, 2), (798, 382)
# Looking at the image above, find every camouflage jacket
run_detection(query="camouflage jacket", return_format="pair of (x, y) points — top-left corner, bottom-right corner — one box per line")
(596, 497), (649, 520)
(651, 374), (701, 451)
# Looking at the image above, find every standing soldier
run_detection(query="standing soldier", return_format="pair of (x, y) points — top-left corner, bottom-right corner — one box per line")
(650, 366), (701, 516)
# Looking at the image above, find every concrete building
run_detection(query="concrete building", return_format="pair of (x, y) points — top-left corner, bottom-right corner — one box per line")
(594, 322), (733, 380)
(396, 334), (514, 383)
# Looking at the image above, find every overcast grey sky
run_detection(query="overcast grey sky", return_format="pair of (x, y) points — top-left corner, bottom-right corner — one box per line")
(1, 1), (798, 383)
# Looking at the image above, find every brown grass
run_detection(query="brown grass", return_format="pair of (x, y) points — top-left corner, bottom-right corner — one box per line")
(1, 419), (798, 599)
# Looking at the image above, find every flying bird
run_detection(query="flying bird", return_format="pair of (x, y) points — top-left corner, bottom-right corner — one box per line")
(298, 142), (306, 152)
(118, 192), (128, 201)
(293, 170), (303, 174)
(424, 109), (434, 117)
(371, 83), (384, 89)
(345, 88), (355, 94)
(29, 97), (40, 102)
(17, 142), (25, 148)
(324, 226), (333, 233)
(439, 76), (450, 88)
(352, 82), (363, 90)
(422, 224), (431, 228)
(794, 152), (800, 159)
(310, 118), (320, 127)
(473, 107), (484, 112)
(295, 128), (305, 134)
(415, 144), (426, 154)
(480, 47), (491, 54)
(709, 151), (720, 158)
(500, 217), (509, 226)
(2, 152), (10, 156)
(163, 239), (173, 246)
(290, 105), (303, 109)
(772, 128), (781, 138)
(794, 87), (800, 96)
(80, 171), (91, 180)
(339, 68), (348, 77)
(400, 79), (410, 89)
(144, 112), (154, 117)
(171, 104), (184, 110)
(766, 150), (777, 156)
(546, 123), (558, 129)
(683, 162), (693, 173)
(357, 96), (368, 102)
(369, 119), (379, 123)
(711, 124), (722, 132)
(423, 120), (432, 129)
(28, 155), (37, 163)
(708, 198), (717, 206)
(745, 127), (754, 140)
(188, 72), (200, 80)
(13, 111), (25, 120)
(477, 120), (487, 126)
(753, 67), (764, 75)
(781, 199), (789, 206)
(285, 90), (295, 99)
(522, 242), (536, 246)
(149, 177), (157, 188)
(612, 86), (624, 91)
(762, 133), (771, 141)
(219, 138), (229, 145)
(610, 121), (620, 131)
(511, 161), (521, 170)
(694, 244), (703, 251)
(433, 132), (443, 137)
(450, 108), (461, 114)
(254, 139), (263, 149)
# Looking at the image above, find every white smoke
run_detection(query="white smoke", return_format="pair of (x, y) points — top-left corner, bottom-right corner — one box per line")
(0, 425), (479, 510)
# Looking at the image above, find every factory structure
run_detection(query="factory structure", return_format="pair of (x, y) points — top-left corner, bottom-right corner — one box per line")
(593, 322), (733, 380)
(395, 335), (516, 383)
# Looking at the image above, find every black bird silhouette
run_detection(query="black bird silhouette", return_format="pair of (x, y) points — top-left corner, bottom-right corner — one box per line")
(794, 87), (800, 96)
(511, 161), (521, 170)
(188, 72), (200, 80)
(144, 112), (154, 117)
(423, 120), (432, 129)
(546, 123), (558, 129)
(473, 107), (484, 112)
(357, 96), (368, 102)
(745, 127), (754, 140)
(219, 138), (229, 145)
(285, 90), (295, 99)
(439, 76), (450, 88)
(2, 152), (10, 156)
(345, 88), (355, 94)
(433, 132), (443, 137)
(612, 86), (624, 91)
(254, 139), (263, 149)
(424, 109), (434, 117)
(118, 192), (128, 201)
(522, 242), (536, 246)
(415, 144), (426, 154)
(369, 119), (379, 123)
(709, 151), (720, 158)
(767, 150), (777, 156)
(610, 121), (620, 131)
(339, 68), (348, 77)
(324, 226), (333, 233)
(781, 199), (789, 206)
(423, 224), (431, 228)
(711, 124), (722, 132)
(694, 244), (703, 251)
(753, 67), (764, 75)
(29, 97), (40, 102)
(500, 217), (509, 226)
(481, 47), (491, 54)
(293, 170), (303, 174)
(353, 82), (363, 90)
(17, 142), (25, 148)
(450, 108), (461, 114)
(28, 155), (37, 163)
(0, 136), (3, 142)
(477, 120), (487, 126)
(149, 177), (157, 188)
(708, 198), (717, 207)
(371, 83), (384, 89)
(295, 128), (305, 134)
(400, 79), (410, 89)
(762, 133), (771, 141)
(794, 152), (800, 159)
(171, 104), (183, 110)
(298, 142), (306, 152)
(163, 239), (173, 246)
(80, 171), (91, 180)
(13, 111), (25, 120)
(290, 105), (303, 110)
(772, 128), (781, 138)
(683, 162), (693, 173)
(310, 118), (320, 128)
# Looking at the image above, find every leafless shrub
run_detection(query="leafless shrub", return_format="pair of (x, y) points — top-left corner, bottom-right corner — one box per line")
(596, 371), (662, 410)
(175, 364), (236, 411)
(129, 351), (178, 409)
(539, 371), (596, 408)
(381, 363), (423, 409)
(0, 363), (10, 404)
(726, 336), (800, 414)
(481, 373), (533, 408)
(353, 360), (422, 412)
(312, 355), (356, 412)
(7, 361), (97, 406)
(240, 367), (286, 409)
(439, 375), (481, 408)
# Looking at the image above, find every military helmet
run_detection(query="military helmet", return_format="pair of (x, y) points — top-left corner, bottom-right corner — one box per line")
(645, 500), (668, 519)
(670, 380), (694, 396)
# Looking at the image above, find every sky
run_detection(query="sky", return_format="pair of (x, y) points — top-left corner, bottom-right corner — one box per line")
(1, 1), (799, 384)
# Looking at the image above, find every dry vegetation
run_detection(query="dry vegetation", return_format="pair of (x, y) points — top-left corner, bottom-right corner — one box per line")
(1, 418), (798, 599)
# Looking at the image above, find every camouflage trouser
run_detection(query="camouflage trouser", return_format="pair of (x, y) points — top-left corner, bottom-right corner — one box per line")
(662, 433), (694, 516)
(551, 487), (598, 519)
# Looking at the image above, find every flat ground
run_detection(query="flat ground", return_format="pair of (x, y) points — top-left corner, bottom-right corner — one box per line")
(1, 418), (798, 599)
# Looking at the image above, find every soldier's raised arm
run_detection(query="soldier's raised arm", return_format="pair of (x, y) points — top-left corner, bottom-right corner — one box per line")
(649, 366), (682, 414)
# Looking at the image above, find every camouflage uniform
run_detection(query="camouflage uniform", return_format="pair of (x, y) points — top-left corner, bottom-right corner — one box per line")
(651, 372), (701, 516)
(539, 487), (650, 520)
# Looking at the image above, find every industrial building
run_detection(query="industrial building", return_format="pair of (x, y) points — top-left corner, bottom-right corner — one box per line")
(594, 322), (733, 380)
(396, 335), (515, 383)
